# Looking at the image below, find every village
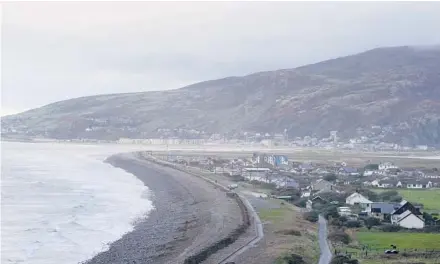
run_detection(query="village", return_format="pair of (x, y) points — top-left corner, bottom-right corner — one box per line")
(157, 151), (440, 264)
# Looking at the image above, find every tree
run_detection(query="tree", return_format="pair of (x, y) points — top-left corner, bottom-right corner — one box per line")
(324, 174), (338, 182)
(357, 188), (379, 202)
(304, 211), (319, 222)
(295, 198), (308, 208)
(345, 220), (362, 228)
(364, 164), (379, 170)
(379, 190), (399, 201)
(389, 195), (403, 203)
(322, 205), (339, 220)
(364, 217), (381, 230)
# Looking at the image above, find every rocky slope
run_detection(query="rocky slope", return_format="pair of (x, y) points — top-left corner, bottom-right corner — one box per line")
(2, 46), (440, 146)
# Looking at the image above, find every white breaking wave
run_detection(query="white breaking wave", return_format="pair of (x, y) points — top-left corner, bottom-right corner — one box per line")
(1, 142), (154, 264)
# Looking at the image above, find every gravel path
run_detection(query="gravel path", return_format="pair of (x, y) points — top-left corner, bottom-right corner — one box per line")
(318, 215), (332, 264)
(84, 153), (242, 264)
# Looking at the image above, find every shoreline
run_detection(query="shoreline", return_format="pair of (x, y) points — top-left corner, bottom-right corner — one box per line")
(84, 152), (244, 264)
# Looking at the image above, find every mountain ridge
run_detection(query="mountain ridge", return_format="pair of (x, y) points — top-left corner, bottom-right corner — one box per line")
(2, 45), (440, 147)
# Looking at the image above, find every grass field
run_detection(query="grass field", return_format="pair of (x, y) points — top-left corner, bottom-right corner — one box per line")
(374, 188), (440, 212)
(396, 189), (440, 211)
(356, 231), (440, 249)
(257, 202), (320, 264)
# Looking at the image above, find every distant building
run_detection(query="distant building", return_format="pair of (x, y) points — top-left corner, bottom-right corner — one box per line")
(311, 179), (334, 192)
(379, 162), (398, 171)
(346, 192), (372, 208)
(366, 202), (400, 221)
(391, 200), (425, 229)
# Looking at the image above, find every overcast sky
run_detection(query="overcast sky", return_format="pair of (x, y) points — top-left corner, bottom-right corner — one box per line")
(2, 1), (440, 116)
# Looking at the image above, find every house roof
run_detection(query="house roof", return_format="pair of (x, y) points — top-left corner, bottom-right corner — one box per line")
(378, 180), (398, 185)
(370, 202), (399, 214)
(397, 210), (425, 223)
(340, 167), (358, 173)
(346, 192), (372, 203)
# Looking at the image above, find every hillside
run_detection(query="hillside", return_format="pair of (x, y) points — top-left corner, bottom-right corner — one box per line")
(2, 46), (440, 146)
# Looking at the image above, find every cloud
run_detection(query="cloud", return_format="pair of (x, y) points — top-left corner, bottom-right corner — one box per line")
(2, 2), (440, 113)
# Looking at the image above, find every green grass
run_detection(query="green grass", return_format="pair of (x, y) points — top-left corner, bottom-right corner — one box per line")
(397, 189), (440, 211)
(356, 231), (440, 249)
(258, 208), (287, 223)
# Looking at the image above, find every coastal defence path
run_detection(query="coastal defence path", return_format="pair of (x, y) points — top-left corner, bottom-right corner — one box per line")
(144, 153), (264, 264)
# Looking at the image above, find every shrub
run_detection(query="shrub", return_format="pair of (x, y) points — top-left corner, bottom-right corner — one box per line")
(381, 224), (401, 232)
(304, 211), (319, 223)
(328, 230), (351, 245)
(276, 229), (302, 236)
(338, 216), (348, 222)
(330, 218), (342, 227)
(295, 198), (308, 208)
(379, 190), (399, 201)
(324, 174), (337, 182)
(275, 253), (306, 264)
(331, 255), (359, 264)
(423, 225), (440, 233)
(389, 195), (403, 203)
(364, 217), (381, 230)
(321, 205), (339, 220)
(345, 220), (362, 228)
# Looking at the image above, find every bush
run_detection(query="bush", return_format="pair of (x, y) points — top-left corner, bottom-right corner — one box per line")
(321, 205), (339, 220)
(381, 224), (401, 232)
(423, 225), (440, 233)
(379, 190), (399, 201)
(295, 198), (308, 208)
(304, 211), (319, 223)
(276, 229), (302, 236)
(345, 220), (362, 228)
(338, 216), (348, 222)
(389, 195), (403, 203)
(324, 174), (337, 182)
(331, 255), (359, 264)
(275, 253), (306, 264)
(364, 217), (381, 230)
(328, 230), (351, 245)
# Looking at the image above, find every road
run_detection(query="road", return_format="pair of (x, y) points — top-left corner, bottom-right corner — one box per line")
(318, 215), (332, 264)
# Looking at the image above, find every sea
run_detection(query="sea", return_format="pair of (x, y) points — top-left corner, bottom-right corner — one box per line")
(1, 142), (154, 264)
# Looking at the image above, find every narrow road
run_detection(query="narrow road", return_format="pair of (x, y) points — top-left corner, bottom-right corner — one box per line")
(318, 215), (332, 264)
(219, 195), (264, 263)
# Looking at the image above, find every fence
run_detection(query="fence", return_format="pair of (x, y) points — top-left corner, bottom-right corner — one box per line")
(335, 247), (440, 260)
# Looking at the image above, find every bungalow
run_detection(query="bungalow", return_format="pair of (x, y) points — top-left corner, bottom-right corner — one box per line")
(311, 179), (334, 192)
(404, 180), (433, 189)
(366, 202), (400, 221)
(339, 167), (360, 176)
(379, 162), (398, 171)
(242, 167), (271, 181)
(346, 192), (373, 208)
(391, 200), (424, 229)
(376, 180), (398, 188)
(306, 196), (326, 210)
(363, 170), (379, 177)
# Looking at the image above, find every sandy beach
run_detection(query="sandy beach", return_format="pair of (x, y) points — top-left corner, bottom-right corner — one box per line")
(84, 152), (243, 264)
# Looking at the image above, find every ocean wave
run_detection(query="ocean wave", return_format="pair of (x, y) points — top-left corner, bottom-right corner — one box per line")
(1, 142), (154, 264)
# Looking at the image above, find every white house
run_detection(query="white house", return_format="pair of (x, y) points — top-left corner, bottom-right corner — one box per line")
(337, 206), (353, 217)
(379, 162), (398, 171)
(363, 170), (378, 177)
(404, 180), (433, 189)
(346, 192), (373, 207)
(391, 210), (425, 229)
(390, 200), (425, 229)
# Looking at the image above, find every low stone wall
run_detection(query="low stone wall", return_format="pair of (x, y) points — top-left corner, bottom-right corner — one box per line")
(142, 154), (251, 264)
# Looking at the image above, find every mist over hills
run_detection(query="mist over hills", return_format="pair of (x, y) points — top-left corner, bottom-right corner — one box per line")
(2, 45), (440, 147)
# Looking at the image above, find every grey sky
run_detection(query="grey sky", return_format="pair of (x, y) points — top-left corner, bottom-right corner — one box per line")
(2, 1), (440, 116)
